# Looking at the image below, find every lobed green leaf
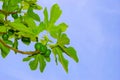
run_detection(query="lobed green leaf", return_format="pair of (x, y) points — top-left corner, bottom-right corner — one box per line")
(50, 4), (62, 24)
(59, 45), (79, 62)
(43, 7), (48, 24)
(12, 38), (18, 53)
(57, 33), (70, 45)
(38, 54), (46, 72)
(52, 47), (68, 73)
(37, 22), (45, 34)
(57, 23), (68, 32)
(29, 55), (38, 70)
(23, 16), (39, 35)
(0, 42), (10, 58)
(23, 56), (32, 62)
(52, 47), (58, 65)
(8, 22), (35, 36)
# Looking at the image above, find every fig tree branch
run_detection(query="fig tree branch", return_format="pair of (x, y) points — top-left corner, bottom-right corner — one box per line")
(0, 32), (7, 34)
(0, 9), (20, 15)
(0, 39), (40, 55)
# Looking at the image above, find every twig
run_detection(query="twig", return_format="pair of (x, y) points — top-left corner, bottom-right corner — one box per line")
(0, 32), (7, 34)
(0, 9), (20, 15)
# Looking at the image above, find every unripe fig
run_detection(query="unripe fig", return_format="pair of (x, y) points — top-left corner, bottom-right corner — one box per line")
(2, 34), (9, 40)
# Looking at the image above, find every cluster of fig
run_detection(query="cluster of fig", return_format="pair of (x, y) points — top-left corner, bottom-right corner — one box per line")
(34, 42), (51, 57)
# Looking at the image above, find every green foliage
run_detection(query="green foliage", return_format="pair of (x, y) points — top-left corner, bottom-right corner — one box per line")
(27, 7), (40, 21)
(29, 55), (38, 70)
(8, 29), (14, 36)
(50, 4), (62, 24)
(38, 54), (46, 72)
(11, 14), (18, 19)
(23, 54), (47, 72)
(0, 0), (79, 73)
(12, 38), (18, 53)
(2, 34), (9, 40)
(21, 37), (31, 45)
(0, 42), (10, 58)
(52, 47), (68, 72)
(2, 0), (20, 12)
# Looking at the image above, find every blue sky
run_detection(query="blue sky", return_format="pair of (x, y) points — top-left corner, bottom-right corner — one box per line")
(0, 0), (120, 80)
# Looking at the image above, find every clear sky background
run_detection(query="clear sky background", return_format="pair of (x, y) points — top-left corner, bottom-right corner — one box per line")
(0, 0), (120, 80)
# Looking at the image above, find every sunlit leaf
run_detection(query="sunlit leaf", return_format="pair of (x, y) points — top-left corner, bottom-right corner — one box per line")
(0, 13), (5, 20)
(37, 22), (45, 34)
(0, 26), (7, 32)
(52, 48), (58, 65)
(2, 0), (9, 10)
(23, 16), (38, 35)
(0, 42), (10, 58)
(23, 56), (32, 62)
(44, 7), (48, 24)
(57, 33), (70, 45)
(29, 56), (38, 70)
(7, 0), (20, 12)
(27, 7), (40, 21)
(8, 22), (35, 36)
(8, 0), (19, 5)
(59, 45), (79, 62)
(57, 23), (68, 32)
(12, 38), (18, 53)
(50, 4), (62, 24)
(53, 47), (68, 73)
(22, 1), (29, 10)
